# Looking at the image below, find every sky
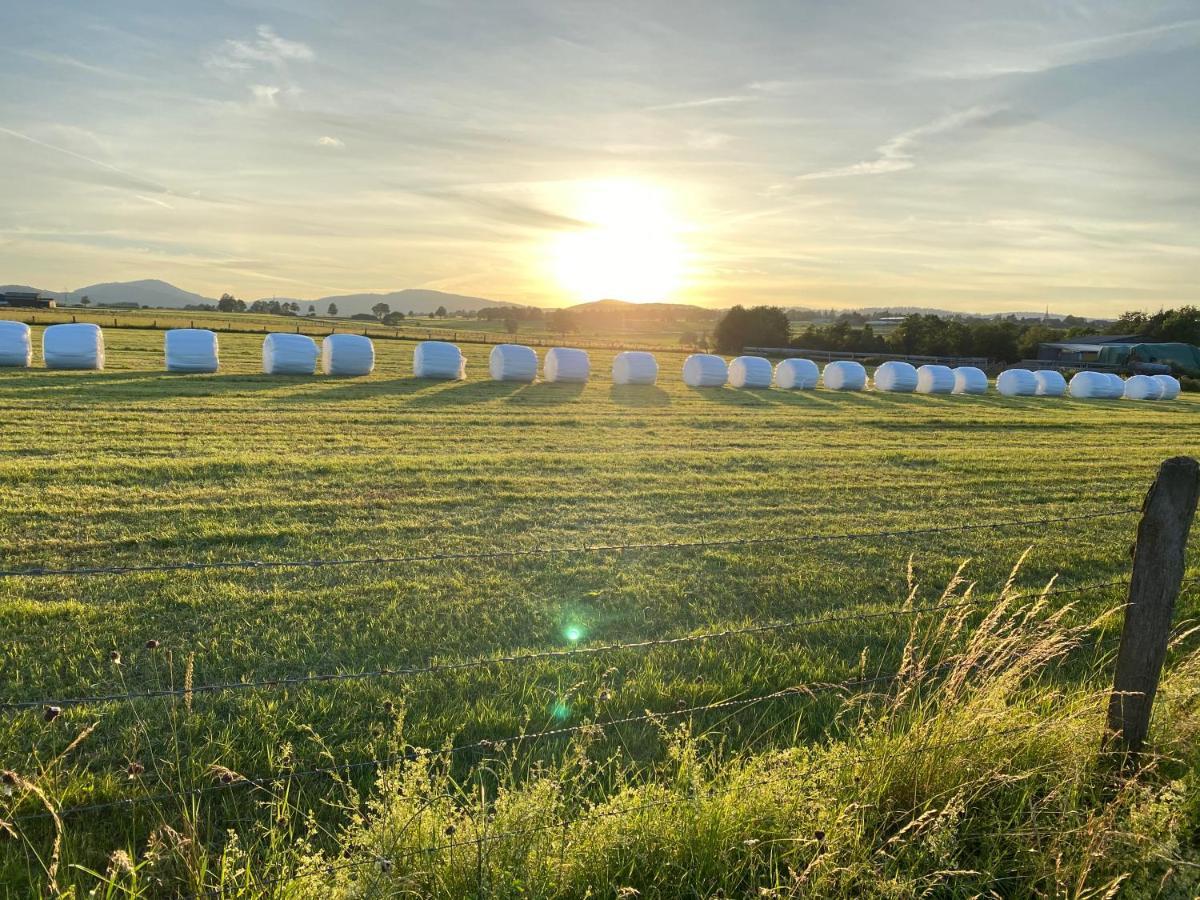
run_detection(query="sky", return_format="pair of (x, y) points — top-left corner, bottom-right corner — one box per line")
(1, 0), (1198, 314)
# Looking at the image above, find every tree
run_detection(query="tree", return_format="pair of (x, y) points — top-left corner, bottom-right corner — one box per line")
(504, 315), (519, 334)
(547, 309), (579, 334)
(371, 302), (391, 321)
(713, 305), (790, 354)
(382, 311), (405, 326)
(79, 295), (90, 307)
(434, 305), (447, 318)
(307, 304), (316, 316)
(327, 302), (339, 317)
(217, 293), (246, 313)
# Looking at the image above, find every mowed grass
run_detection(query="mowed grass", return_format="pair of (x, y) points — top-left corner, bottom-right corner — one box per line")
(1, 326), (1198, 895)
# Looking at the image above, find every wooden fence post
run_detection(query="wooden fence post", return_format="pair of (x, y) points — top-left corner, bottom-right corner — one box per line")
(1104, 456), (1200, 762)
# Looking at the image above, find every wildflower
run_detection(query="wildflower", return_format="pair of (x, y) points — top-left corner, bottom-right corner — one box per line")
(109, 650), (121, 665)
(1, 771), (16, 796)
(126, 762), (144, 778)
(44, 705), (62, 722)
(598, 690), (612, 703)
(145, 639), (160, 649)
(108, 849), (134, 874)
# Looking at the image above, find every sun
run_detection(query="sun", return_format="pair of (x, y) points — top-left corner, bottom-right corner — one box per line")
(547, 180), (688, 303)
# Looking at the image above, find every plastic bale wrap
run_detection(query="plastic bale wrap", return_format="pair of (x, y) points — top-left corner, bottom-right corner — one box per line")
(822, 360), (867, 391)
(543, 347), (589, 383)
(916, 364), (955, 394)
(322, 334), (375, 376)
(611, 351), (658, 385)
(0, 321), (32, 367)
(774, 358), (819, 389)
(1124, 374), (1164, 400)
(164, 329), (219, 373)
(1153, 374), (1182, 400)
(263, 333), (318, 375)
(1034, 370), (1067, 397)
(952, 366), (989, 394)
(43, 323), (104, 370)
(413, 341), (466, 380)
(1069, 371), (1112, 399)
(682, 353), (727, 387)
(873, 361), (919, 392)
(1104, 373), (1126, 399)
(489, 344), (538, 382)
(996, 368), (1037, 396)
(727, 355), (772, 388)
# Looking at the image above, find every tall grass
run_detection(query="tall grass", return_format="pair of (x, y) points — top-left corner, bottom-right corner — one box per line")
(61, 557), (1200, 898)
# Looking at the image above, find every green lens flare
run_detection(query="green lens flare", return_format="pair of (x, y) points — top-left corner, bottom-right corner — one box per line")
(564, 626), (583, 642)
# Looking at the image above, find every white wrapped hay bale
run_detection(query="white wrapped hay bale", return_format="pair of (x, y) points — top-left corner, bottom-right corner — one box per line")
(611, 351), (658, 385)
(1153, 374), (1181, 400)
(916, 364), (954, 394)
(322, 334), (375, 376)
(0, 321), (32, 367)
(682, 353), (727, 387)
(822, 360), (867, 391)
(543, 347), (589, 383)
(263, 333), (318, 375)
(728, 356), (772, 388)
(43, 323), (104, 370)
(996, 368), (1037, 396)
(489, 344), (537, 382)
(1104, 373), (1126, 399)
(952, 366), (989, 395)
(164, 329), (219, 373)
(1069, 371), (1112, 399)
(874, 361), (918, 392)
(774, 358), (819, 389)
(1034, 370), (1067, 397)
(414, 340), (466, 380)
(1124, 374), (1164, 401)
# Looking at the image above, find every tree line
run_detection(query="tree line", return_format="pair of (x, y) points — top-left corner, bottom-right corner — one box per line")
(712, 304), (1200, 362)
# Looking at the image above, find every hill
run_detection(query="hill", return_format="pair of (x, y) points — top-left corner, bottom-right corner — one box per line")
(299, 289), (520, 318)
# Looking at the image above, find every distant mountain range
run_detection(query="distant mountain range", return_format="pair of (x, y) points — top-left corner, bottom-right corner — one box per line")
(1, 280), (526, 317)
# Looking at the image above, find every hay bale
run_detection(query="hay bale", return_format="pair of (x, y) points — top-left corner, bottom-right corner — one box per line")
(996, 368), (1037, 396)
(489, 344), (538, 382)
(612, 351), (658, 385)
(414, 341), (466, 380)
(874, 361), (918, 392)
(774, 358), (819, 389)
(1124, 374), (1164, 400)
(43, 323), (104, 370)
(916, 364), (954, 394)
(682, 354), (727, 387)
(322, 334), (375, 376)
(263, 333), (318, 374)
(1153, 374), (1181, 400)
(728, 356), (772, 388)
(0, 321), (32, 367)
(952, 366), (989, 394)
(1069, 371), (1111, 399)
(822, 361), (866, 391)
(543, 347), (589, 383)
(165, 329), (219, 373)
(1033, 370), (1067, 397)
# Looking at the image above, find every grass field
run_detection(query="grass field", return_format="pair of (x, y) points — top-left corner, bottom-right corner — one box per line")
(1, 327), (1199, 896)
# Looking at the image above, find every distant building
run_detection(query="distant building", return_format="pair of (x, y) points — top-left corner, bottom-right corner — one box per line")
(0, 291), (57, 309)
(1037, 334), (1146, 364)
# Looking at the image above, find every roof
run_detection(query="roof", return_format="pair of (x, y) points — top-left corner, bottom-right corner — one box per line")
(1064, 333), (1147, 344)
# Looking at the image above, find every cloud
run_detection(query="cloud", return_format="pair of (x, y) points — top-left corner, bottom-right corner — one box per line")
(799, 106), (1001, 180)
(251, 84), (282, 106)
(18, 50), (142, 81)
(208, 25), (314, 72)
(647, 94), (758, 112)
(317, 135), (344, 148)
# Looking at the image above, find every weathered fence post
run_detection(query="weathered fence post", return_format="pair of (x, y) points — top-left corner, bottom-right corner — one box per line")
(1104, 456), (1200, 762)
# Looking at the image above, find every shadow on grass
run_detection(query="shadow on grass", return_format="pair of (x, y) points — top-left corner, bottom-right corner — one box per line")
(609, 384), (670, 407)
(505, 381), (586, 405)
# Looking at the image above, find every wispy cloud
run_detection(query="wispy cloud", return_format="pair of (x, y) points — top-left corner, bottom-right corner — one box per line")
(317, 135), (344, 148)
(251, 84), (282, 107)
(207, 25), (314, 72)
(18, 50), (142, 81)
(647, 94), (757, 112)
(799, 106), (1001, 180)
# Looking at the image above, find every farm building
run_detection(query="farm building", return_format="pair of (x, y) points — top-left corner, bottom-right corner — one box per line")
(1036, 334), (1144, 364)
(0, 291), (56, 309)
(1038, 334), (1200, 377)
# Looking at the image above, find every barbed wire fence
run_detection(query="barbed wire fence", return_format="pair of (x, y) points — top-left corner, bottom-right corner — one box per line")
(2, 471), (1198, 897)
